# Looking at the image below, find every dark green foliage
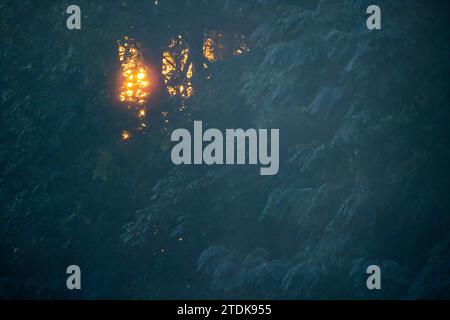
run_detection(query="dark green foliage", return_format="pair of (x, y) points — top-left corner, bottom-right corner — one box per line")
(1, 0), (450, 299)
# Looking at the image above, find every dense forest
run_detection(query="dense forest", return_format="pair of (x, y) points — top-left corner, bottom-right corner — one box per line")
(1, 0), (450, 299)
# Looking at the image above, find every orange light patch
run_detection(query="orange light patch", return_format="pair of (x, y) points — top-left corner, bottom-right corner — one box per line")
(162, 36), (195, 99)
(117, 37), (151, 106)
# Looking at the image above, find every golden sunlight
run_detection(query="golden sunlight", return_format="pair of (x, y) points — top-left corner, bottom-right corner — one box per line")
(203, 30), (225, 63)
(117, 37), (151, 140)
(203, 30), (250, 63)
(121, 130), (131, 141)
(162, 36), (194, 99)
(117, 37), (151, 106)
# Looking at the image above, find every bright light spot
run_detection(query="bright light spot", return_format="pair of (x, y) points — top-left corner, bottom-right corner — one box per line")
(122, 130), (131, 140)
(162, 36), (194, 99)
(203, 30), (224, 62)
(203, 30), (250, 62)
(117, 37), (151, 106)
